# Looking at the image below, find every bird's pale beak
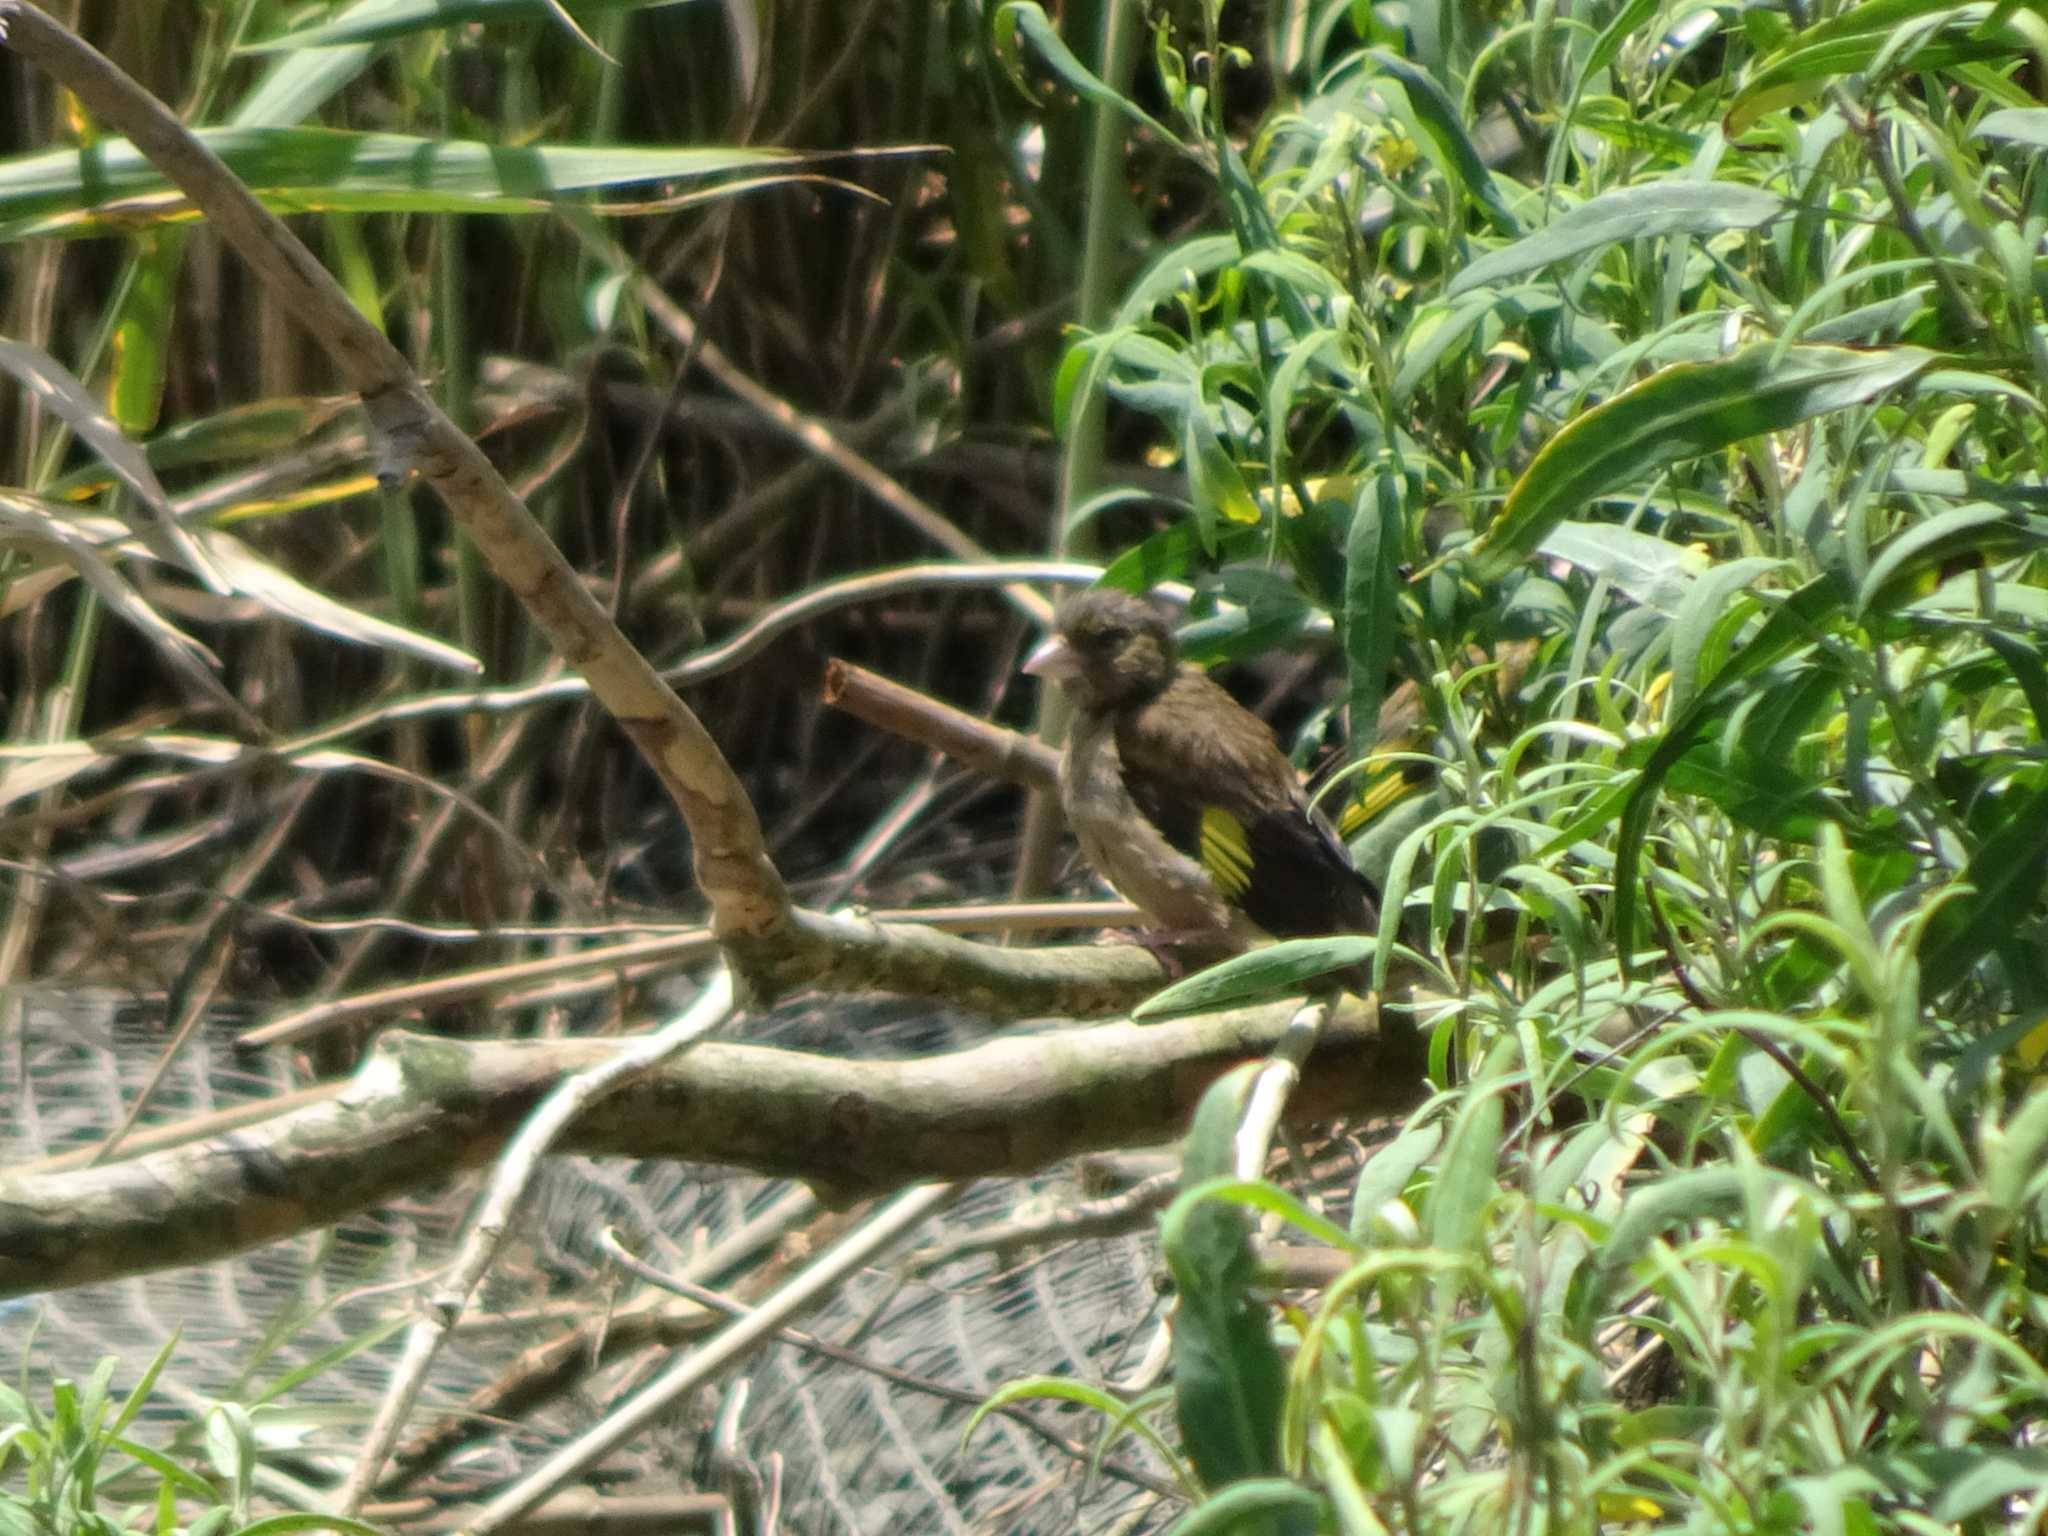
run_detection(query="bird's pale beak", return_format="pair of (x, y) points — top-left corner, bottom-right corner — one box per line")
(1023, 634), (1080, 681)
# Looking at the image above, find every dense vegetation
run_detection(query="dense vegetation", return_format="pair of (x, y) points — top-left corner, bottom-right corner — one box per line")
(5, 0), (2048, 1530)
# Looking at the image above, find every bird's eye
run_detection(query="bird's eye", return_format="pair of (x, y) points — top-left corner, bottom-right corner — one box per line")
(1096, 625), (1129, 647)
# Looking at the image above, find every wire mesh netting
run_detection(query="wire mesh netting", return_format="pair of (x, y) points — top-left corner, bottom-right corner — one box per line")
(2, 991), (1191, 1533)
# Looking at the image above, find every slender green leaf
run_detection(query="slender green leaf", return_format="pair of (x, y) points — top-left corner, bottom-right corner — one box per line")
(1929, 1448), (2048, 1523)
(1163, 1107), (1293, 1498)
(1613, 574), (1851, 971)
(1980, 631), (2048, 741)
(1474, 345), (1934, 578)
(1344, 466), (1404, 763)
(1539, 520), (1706, 618)
(241, 0), (694, 50)
(0, 129), (812, 237)
(965, 1374), (1135, 1437)
(1185, 407), (1262, 549)
(1350, 1118), (1446, 1239)
(1890, 468), (2048, 508)
(102, 1439), (215, 1499)
(1667, 556), (1785, 718)
(1428, 1077), (1502, 1255)
(1113, 235), (1241, 327)
(1728, 2), (2024, 136)
(1097, 515), (1255, 594)
(1574, 0), (1663, 94)
(1446, 183), (1785, 300)
(1596, 1167), (1745, 1280)
(106, 233), (181, 436)
(1662, 743), (1839, 841)
(1985, 1083), (2048, 1212)
(1571, 97), (1705, 163)
(1921, 779), (2048, 995)
(1133, 938), (1378, 1019)
(1858, 504), (2034, 617)
(107, 1337), (180, 1439)
(1369, 49), (1522, 236)
(1393, 286), (1559, 405)
(1160, 1479), (1323, 1534)
(231, 45), (378, 128)
(1978, 108), (2048, 149)
(993, 3), (1184, 149)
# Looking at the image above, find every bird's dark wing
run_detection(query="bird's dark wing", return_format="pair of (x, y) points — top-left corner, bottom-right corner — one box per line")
(1118, 770), (1203, 872)
(1240, 804), (1378, 937)
(1116, 673), (1379, 939)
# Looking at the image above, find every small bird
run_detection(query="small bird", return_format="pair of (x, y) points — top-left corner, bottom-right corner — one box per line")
(1023, 587), (1378, 952)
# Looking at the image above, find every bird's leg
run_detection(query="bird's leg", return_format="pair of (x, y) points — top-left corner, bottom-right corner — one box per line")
(1107, 928), (1241, 981)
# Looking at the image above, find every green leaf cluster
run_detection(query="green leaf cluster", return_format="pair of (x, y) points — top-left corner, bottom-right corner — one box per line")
(0, 1343), (381, 1536)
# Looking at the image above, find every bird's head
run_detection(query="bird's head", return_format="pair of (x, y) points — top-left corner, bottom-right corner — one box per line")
(1024, 588), (1178, 711)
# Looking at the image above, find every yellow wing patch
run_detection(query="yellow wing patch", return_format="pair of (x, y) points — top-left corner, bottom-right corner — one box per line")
(1338, 730), (1433, 840)
(1338, 761), (1418, 839)
(2018, 1015), (2048, 1070)
(1199, 806), (1254, 901)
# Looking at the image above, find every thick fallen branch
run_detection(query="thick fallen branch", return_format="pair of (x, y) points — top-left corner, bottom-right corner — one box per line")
(0, 997), (1422, 1299)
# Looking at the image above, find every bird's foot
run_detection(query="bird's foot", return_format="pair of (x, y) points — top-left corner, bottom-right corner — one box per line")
(1105, 927), (1240, 980)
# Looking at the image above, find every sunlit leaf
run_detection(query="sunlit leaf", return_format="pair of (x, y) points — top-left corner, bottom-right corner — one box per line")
(1133, 938), (1377, 1019)
(196, 532), (482, 673)
(1538, 521), (1707, 618)
(1369, 49), (1522, 236)
(240, 0), (694, 51)
(1977, 108), (2048, 149)
(1474, 345), (1934, 578)
(1185, 408), (1262, 547)
(1728, 1), (2027, 136)
(232, 44), (378, 128)
(0, 128), (817, 238)
(1446, 183), (1785, 300)
(0, 337), (227, 591)
(0, 490), (236, 714)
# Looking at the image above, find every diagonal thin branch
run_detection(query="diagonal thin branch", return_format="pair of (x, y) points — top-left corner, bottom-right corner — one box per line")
(461, 1182), (969, 1536)
(0, 1), (788, 940)
(335, 969), (741, 1513)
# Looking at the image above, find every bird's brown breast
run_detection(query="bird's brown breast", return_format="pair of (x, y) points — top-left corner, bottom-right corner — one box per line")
(1059, 709), (1248, 937)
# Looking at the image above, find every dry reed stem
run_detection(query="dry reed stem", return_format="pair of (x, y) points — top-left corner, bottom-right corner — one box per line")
(0, 1), (790, 941)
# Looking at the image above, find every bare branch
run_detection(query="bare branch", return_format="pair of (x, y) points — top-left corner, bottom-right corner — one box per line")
(823, 659), (1062, 791)
(239, 900), (1140, 1050)
(718, 905), (1172, 1013)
